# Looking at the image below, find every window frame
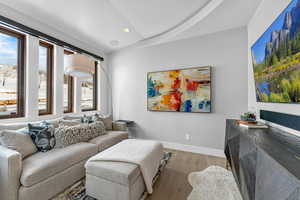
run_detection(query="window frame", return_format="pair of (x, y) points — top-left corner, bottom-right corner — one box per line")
(0, 26), (26, 119)
(81, 61), (98, 112)
(38, 41), (54, 116)
(63, 50), (74, 113)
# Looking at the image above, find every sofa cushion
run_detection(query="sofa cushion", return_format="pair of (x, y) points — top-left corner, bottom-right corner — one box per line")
(0, 130), (37, 159)
(19, 160), (86, 200)
(85, 160), (140, 186)
(58, 119), (81, 127)
(20, 142), (97, 187)
(89, 131), (128, 152)
(0, 118), (62, 131)
(46, 118), (62, 128)
(0, 123), (29, 130)
(63, 114), (83, 120)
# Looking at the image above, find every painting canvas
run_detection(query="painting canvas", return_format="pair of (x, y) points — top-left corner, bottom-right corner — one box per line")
(147, 66), (211, 113)
(251, 0), (300, 103)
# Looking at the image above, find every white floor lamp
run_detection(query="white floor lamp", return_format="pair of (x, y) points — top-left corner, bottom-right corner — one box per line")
(65, 54), (113, 116)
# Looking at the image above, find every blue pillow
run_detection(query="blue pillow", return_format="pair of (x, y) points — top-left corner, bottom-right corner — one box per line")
(27, 121), (56, 152)
(81, 115), (94, 124)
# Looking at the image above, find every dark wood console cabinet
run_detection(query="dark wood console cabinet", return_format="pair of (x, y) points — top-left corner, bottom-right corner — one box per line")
(225, 119), (300, 200)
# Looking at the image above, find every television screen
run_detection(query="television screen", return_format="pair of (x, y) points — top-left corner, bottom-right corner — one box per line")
(251, 0), (300, 103)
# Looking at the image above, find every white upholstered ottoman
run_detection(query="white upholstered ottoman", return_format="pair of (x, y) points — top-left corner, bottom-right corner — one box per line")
(85, 139), (163, 200)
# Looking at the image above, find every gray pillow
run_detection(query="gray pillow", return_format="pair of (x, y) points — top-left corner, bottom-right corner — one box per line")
(94, 114), (113, 130)
(0, 130), (37, 159)
(0, 123), (28, 131)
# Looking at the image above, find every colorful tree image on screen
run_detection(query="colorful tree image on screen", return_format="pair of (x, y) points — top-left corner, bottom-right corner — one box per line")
(251, 0), (300, 103)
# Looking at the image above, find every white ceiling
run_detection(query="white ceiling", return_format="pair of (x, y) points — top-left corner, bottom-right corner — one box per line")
(109, 0), (211, 38)
(172, 0), (263, 42)
(0, 0), (262, 53)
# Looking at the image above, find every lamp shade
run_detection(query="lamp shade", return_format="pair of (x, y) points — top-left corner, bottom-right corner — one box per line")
(64, 54), (95, 77)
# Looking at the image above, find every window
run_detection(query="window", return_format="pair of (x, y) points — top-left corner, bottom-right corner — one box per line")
(81, 62), (97, 111)
(38, 41), (53, 115)
(0, 27), (25, 119)
(63, 50), (74, 113)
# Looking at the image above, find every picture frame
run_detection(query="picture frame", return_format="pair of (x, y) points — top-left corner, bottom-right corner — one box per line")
(147, 66), (212, 113)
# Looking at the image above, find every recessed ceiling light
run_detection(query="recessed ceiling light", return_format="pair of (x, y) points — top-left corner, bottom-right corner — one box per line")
(123, 28), (130, 33)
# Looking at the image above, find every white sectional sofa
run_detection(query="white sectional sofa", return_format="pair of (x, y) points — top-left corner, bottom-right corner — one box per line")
(0, 118), (128, 200)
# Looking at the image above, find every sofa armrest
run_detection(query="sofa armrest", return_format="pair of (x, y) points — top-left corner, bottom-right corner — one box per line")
(112, 121), (128, 132)
(0, 145), (22, 200)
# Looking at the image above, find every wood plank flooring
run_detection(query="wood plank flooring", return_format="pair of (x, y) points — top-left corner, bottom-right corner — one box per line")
(146, 149), (226, 200)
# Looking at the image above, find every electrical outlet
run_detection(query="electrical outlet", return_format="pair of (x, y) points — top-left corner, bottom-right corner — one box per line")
(185, 134), (190, 141)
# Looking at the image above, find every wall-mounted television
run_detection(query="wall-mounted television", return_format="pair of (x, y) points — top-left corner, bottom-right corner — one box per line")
(251, 0), (300, 103)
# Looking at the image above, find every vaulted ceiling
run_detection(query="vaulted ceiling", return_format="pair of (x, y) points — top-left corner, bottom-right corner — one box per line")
(0, 0), (262, 53)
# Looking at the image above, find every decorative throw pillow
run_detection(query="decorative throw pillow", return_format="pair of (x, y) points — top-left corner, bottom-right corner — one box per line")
(87, 121), (106, 139)
(27, 121), (56, 152)
(55, 124), (88, 148)
(0, 130), (37, 158)
(54, 121), (106, 148)
(94, 114), (113, 130)
(81, 115), (94, 124)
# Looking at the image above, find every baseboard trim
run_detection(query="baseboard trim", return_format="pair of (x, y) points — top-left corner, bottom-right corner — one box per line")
(161, 141), (225, 158)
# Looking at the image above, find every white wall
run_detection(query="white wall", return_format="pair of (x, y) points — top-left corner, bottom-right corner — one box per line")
(248, 0), (300, 134)
(109, 27), (248, 150)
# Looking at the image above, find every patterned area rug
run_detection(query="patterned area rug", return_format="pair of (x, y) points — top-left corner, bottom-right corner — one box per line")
(52, 152), (172, 200)
(187, 166), (242, 200)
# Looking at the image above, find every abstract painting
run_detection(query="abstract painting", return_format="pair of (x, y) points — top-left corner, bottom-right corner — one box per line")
(147, 66), (211, 113)
(251, 0), (300, 103)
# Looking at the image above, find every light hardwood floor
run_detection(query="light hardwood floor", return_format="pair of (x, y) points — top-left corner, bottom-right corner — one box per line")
(146, 149), (226, 200)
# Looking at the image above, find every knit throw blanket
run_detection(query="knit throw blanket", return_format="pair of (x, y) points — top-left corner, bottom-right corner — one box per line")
(86, 139), (164, 194)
